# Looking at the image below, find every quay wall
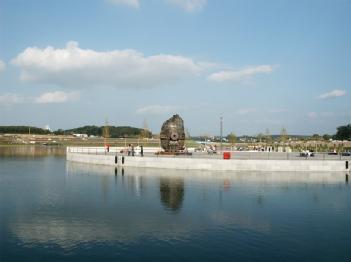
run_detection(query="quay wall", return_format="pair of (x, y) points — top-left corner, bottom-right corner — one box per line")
(66, 151), (349, 173)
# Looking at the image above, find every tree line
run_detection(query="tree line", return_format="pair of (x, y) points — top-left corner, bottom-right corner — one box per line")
(226, 123), (351, 144)
(0, 125), (152, 138)
(0, 126), (50, 135)
(56, 125), (152, 138)
(1, 123), (350, 141)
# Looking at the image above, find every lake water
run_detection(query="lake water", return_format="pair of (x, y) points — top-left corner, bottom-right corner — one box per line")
(1, 146), (351, 262)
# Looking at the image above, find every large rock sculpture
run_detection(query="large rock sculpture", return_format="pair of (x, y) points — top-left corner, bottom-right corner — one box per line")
(160, 114), (186, 153)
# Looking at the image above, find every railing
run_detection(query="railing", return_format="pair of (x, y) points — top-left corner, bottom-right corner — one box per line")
(67, 147), (351, 161)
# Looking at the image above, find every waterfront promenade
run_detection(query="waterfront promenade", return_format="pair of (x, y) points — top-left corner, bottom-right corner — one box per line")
(67, 147), (350, 172)
(67, 146), (351, 161)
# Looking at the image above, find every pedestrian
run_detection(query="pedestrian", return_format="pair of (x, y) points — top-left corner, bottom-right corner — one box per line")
(128, 144), (131, 156)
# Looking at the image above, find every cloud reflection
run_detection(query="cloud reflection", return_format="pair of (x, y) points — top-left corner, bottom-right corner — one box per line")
(8, 162), (347, 251)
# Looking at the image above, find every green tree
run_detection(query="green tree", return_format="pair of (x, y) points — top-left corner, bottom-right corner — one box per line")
(227, 132), (237, 145)
(333, 124), (351, 141)
(54, 129), (64, 135)
(280, 127), (288, 143)
(0, 126), (51, 135)
(311, 134), (321, 140)
(322, 134), (331, 141)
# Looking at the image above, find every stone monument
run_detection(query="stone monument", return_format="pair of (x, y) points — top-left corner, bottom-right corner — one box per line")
(160, 114), (186, 153)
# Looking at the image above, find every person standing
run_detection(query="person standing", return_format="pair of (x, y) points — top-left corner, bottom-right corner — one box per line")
(128, 144), (131, 156)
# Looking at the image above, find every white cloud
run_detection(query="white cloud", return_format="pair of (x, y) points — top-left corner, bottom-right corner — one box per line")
(0, 93), (24, 106)
(208, 65), (275, 83)
(11, 41), (203, 89)
(234, 108), (256, 115)
(317, 89), (346, 100)
(167, 0), (207, 12)
(307, 112), (317, 118)
(106, 0), (140, 8)
(136, 105), (184, 115)
(0, 59), (6, 72)
(35, 91), (79, 104)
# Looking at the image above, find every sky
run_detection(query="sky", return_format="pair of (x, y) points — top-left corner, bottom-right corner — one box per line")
(0, 0), (350, 136)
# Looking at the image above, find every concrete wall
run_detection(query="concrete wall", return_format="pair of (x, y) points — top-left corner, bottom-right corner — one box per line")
(67, 151), (116, 166)
(67, 151), (349, 172)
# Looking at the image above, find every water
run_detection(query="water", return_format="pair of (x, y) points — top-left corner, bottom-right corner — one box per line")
(1, 146), (351, 261)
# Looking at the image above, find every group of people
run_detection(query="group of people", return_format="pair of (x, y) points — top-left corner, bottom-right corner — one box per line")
(126, 144), (143, 157)
(105, 144), (144, 156)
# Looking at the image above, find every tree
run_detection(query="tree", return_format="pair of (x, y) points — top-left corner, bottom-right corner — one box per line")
(333, 124), (351, 141)
(311, 134), (321, 141)
(140, 119), (151, 139)
(227, 132), (237, 145)
(103, 118), (110, 146)
(185, 128), (191, 140)
(257, 133), (264, 143)
(0, 126), (51, 135)
(280, 127), (288, 143)
(201, 133), (211, 142)
(54, 129), (64, 135)
(265, 128), (273, 144)
(322, 134), (331, 141)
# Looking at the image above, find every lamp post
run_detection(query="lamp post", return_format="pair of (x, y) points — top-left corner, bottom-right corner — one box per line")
(220, 115), (223, 152)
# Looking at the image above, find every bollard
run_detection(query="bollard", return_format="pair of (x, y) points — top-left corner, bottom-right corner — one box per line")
(122, 156), (125, 164)
(115, 156), (118, 164)
(114, 167), (117, 176)
(346, 174), (349, 184)
(346, 161), (349, 170)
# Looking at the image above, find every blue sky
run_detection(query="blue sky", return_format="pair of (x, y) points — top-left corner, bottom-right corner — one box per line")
(0, 0), (350, 136)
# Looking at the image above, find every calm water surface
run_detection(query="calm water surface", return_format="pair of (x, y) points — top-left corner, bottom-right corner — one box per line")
(1, 146), (351, 261)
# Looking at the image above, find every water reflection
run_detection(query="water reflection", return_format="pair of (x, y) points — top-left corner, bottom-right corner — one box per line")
(2, 157), (351, 261)
(160, 177), (184, 211)
(66, 161), (348, 184)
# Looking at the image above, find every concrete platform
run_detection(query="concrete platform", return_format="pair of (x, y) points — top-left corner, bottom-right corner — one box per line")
(66, 148), (350, 172)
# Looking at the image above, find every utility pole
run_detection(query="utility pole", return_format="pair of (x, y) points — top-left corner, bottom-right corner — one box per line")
(220, 115), (223, 152)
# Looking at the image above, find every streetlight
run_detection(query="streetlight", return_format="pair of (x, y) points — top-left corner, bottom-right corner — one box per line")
(220, 115), (223, 152)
